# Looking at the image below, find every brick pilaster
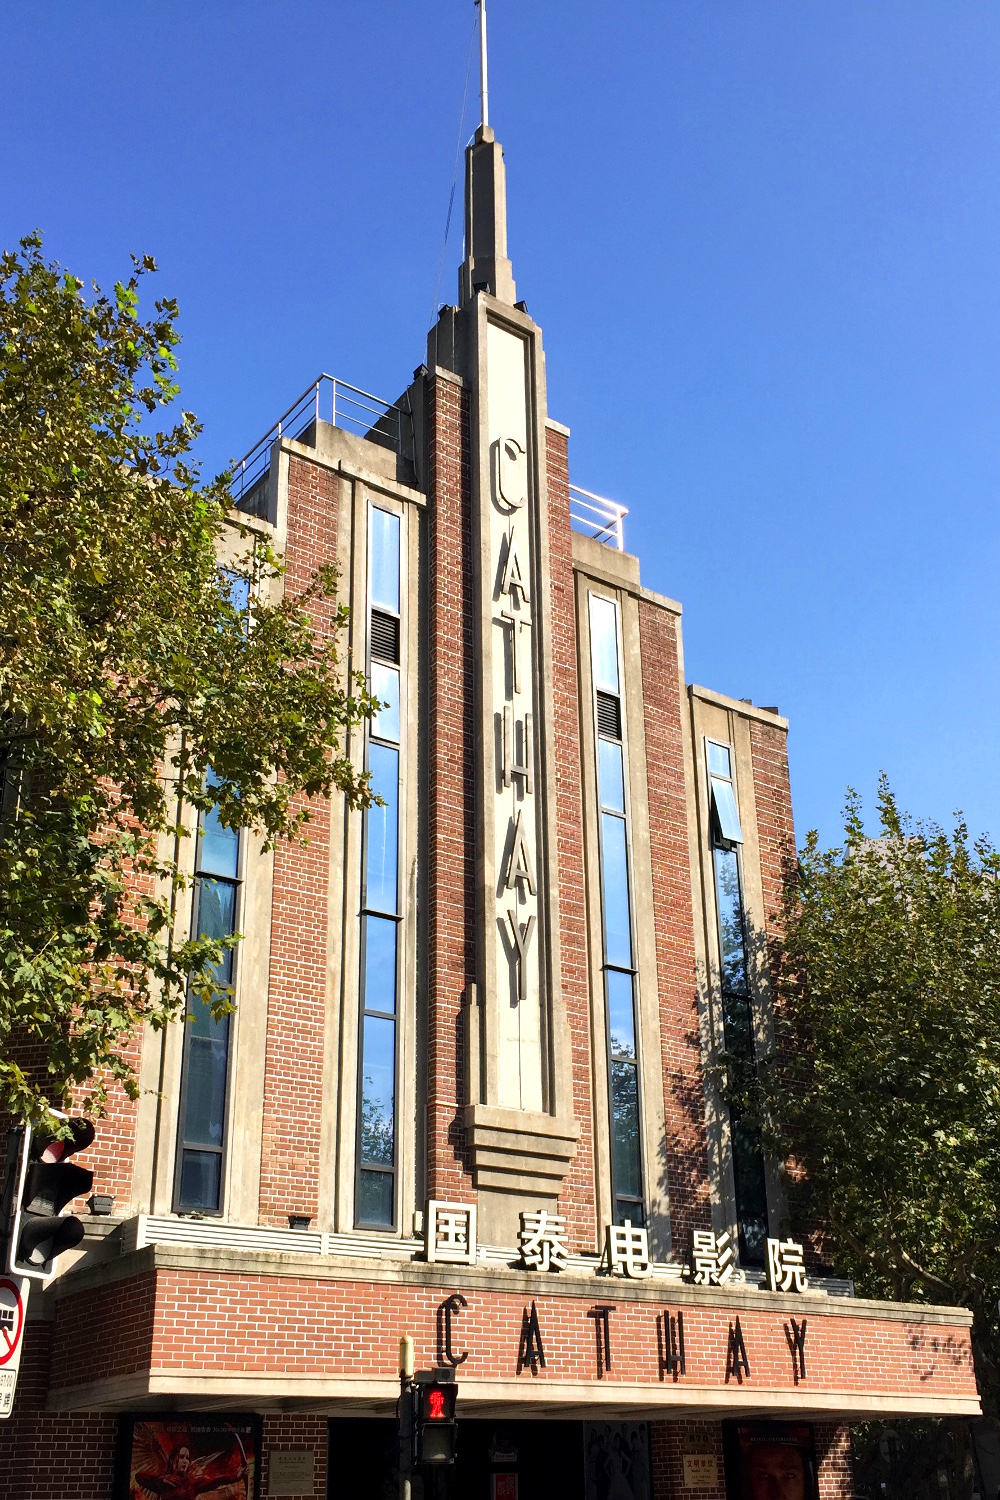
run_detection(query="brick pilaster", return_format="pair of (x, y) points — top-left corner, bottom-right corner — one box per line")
(425, 374), (476, 1197)
(639, 602), (713, 1247)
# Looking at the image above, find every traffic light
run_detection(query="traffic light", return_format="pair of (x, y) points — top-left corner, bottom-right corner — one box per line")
(414, 1369), (458, 1467)
(7, 1117), (94, 1280)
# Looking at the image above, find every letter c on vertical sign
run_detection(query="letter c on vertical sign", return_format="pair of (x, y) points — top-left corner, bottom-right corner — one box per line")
(494, 436), (527, 511)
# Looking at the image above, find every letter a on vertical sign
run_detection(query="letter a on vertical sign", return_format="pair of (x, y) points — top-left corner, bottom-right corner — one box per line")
(0, 1275), (29, 1418)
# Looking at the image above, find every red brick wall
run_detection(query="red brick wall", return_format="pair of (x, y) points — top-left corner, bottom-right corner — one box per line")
(815, 1423), (855, 1500)
(262, 1413), (328, 1499)
(639, 602), (713, 1249)
(425, 373), (476, 1197)
(748, 718), (796, 990)
(258, 450), (341, 1226)
(651, 1417), (726, 1500)
(0, 1323), (116, 1500)
(650, 1417), (854, 1500)
(546, 428), (597, 1252)
(51, 1267), (977, 1405)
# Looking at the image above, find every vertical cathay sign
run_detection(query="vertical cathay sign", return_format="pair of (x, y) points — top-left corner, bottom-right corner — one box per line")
(487, 320), (543, 1111)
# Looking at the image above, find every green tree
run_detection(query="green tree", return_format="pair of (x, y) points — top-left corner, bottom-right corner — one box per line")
(0, 233), (376, 1128)
(762, 776), (1000, 1425)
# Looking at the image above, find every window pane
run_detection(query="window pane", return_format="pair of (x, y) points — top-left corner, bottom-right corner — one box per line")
(371, 663), (400, 744)
(362, 916), (397, 1015)
(194, 879), (235, 990)
(370, 507), (400, 613)
(358, 1169), (394, 1227)
(179, 1150), (221, 1211)
(710, 776), (743, 845)
(360, 1014), (395, 1165)
(707, 741), (732, 779)
(601, 813), (632, 968)
(198, 805), (240, 879)
(221, 568), (251, 615)
(611, 1059), (641, 1199)
(714, 848), (747, 996)
(723, 990), (753, 1060)
(181, 1022), (230, 1146)
(365, 744), (399, 913)
(732, 1118), (768, 1265)
(599, 739), (625, 814)
(607, 970), (635, 1059)
(589, 595), (620, 694)
(615, 1199), (645, 1229)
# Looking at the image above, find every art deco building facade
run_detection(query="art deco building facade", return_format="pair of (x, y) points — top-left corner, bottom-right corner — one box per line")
(0, 103), (979, 1500)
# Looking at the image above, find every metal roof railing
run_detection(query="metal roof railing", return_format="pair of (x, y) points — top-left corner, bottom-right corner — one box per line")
(569, 484), (628, 552)
(229, 373), (407, 510)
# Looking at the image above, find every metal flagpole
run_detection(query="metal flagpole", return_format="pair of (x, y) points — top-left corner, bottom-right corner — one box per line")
(476, 0), (489, 129)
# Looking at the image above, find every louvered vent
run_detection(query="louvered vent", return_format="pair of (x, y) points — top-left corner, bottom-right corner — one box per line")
(370, 609), (400, 664)
(596, 690), (622, 741)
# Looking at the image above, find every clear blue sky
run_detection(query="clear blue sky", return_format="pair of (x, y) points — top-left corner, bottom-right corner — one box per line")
(7, 2), (999, 848)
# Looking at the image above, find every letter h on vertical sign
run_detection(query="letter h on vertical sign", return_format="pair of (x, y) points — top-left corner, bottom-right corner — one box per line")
(657, 1309), (686, 1381)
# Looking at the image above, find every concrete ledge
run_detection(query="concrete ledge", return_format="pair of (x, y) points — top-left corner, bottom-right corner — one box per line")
(690, 683), (789, 730)
(465, 1105), (580, 1193)
(47, 1368), (981, 1422)
(50, 1241), (974, 1324)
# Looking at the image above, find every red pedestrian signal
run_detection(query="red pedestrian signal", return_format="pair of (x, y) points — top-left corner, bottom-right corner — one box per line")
(427, 1388), (446, 1420)
(414, 1371), (458, 1466)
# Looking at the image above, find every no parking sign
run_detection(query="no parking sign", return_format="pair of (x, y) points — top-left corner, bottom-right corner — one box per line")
(0, 1275), (29, 1419)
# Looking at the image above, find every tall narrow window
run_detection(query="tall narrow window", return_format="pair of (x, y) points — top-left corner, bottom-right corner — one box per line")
(707, 739), (768, 1264)
(175, 798), (240, 1213)
(589, 593), (644, 1228)
(356, 505), (402, 1228)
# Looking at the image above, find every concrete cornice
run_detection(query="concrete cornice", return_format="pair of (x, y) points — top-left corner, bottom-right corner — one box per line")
(690, 683), (789, 730)
(545, 417), (571, 438)
(46, 1369), (981, 1421)
(279, 437), (426, 507)
(52, 1242), (972, 1326)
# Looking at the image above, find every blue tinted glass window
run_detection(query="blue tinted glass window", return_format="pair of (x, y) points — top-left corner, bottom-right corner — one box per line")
(589, 595), (620, 694)
(362, 916), (397, 1016)
(371, 663), (400, 744)
(599, 739), (625, 814)
(711, 776), (743, 846)
(179, 1151), (221, 1212)
(714, 847), (747, 996)
(601, 813), (632, 969)
(607, 970), (636, 1059)
(360, 1015), (395, 1166)
(611, 1060), (641, 1199)
(198, 805), (239, 880)
(370, 507), (400, 614)
(364, 744), (398, 914)
(707, 741), (731, 779)
(358, 1169), (394, 1227)
(181, 1004), (230, 1147)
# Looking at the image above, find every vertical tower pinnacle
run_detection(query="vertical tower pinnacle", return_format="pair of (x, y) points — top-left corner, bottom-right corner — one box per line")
(477, 0), (489, 130)
(460, 0), (517, 306)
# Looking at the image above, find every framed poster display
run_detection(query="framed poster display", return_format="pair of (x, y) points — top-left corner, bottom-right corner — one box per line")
(114, 1413), (261, 1500)
(723, 1422), (818, 1500)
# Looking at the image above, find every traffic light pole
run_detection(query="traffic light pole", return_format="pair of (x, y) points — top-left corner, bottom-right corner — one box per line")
(399, 1334), (414, 1500)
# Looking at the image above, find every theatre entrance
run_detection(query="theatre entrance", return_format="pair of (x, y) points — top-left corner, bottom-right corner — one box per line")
(326, 1416), (652, 1499)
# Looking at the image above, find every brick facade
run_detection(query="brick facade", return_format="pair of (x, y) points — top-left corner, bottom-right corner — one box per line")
(426, 373), (477, 1198)
(257, 451), (341, 1227)
(639, 600), (714, 1253)
(546, 427), (598, 1251)
(0, 160), (980, 1500)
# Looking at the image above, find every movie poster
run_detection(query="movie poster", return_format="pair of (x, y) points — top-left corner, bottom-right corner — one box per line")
(728, 1423), (818, 1500)
(115, 1415), (260, 1500)
(584, 1421), (651, 1500)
